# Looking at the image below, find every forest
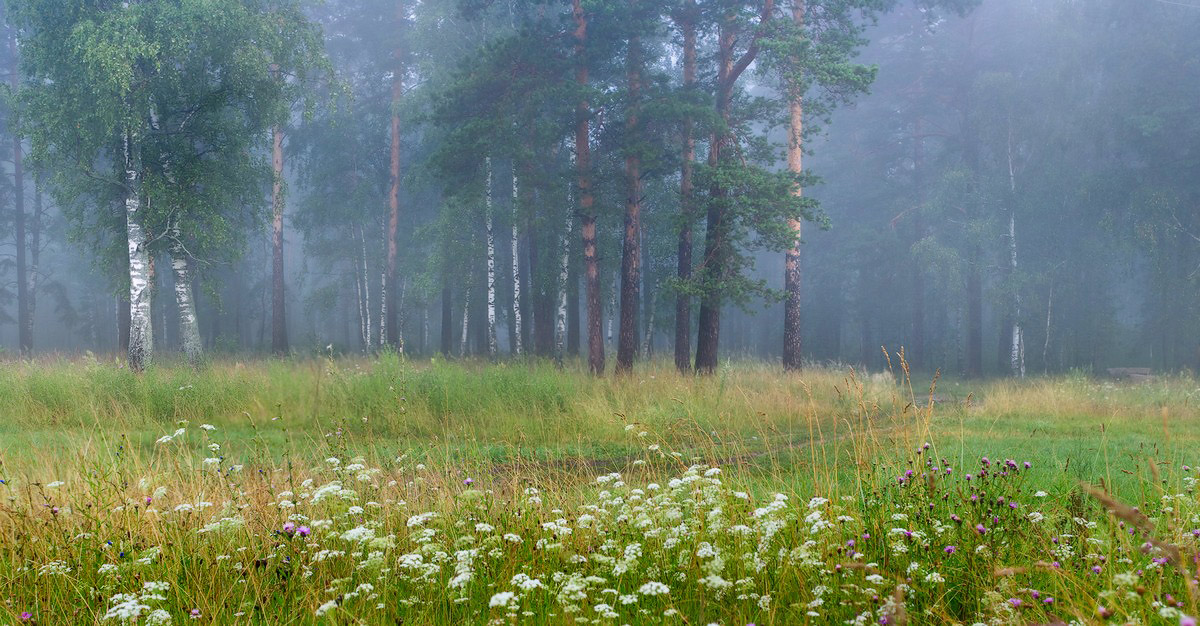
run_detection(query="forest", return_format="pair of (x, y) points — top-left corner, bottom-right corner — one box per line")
(0, 0), (1196, 376)
(5, 3), (1200, 624)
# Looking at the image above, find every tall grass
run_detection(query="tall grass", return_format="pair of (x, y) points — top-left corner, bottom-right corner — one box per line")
(0, 356), (1197, 623)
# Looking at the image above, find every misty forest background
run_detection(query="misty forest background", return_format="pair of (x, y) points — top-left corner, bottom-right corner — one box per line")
(0, 0), (1197, 378)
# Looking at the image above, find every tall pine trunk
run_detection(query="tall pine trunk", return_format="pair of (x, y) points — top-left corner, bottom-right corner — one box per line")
(575, 0), (604, 375)
(695, 3), (772, 373)
(617, 25), (642, 374)
(781, 0), (805, 372)
(125, 133), (153, 371)
(169, 222), (202, 366)
(385, 6), (403, 349)
(271, 121), (288, 355)
(694, 29), (736, 375)
(673, 3), (696, 373)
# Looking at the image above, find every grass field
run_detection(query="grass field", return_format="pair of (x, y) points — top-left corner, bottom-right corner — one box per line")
(1, 355), (1198, 624)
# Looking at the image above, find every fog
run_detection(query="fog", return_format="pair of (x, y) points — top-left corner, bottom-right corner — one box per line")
(1, 0), (1197, 376)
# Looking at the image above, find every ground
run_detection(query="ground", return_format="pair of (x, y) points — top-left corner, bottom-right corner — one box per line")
(0, 356), (1198, 624)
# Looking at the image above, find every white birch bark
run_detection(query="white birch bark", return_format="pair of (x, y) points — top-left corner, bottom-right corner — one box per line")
(511, 171), (523, 356)
(354, 229), (368, 351)
(554, 195), (573, 363)
(1007, 125), (1024, 377)
(379, 270), (387, 350)
(460, 287), (471, 357)
(360, 225), (373, 351)
(169, 221), (202, 366)
(485, 157), (498, 358)
(125, 132), (153, 370)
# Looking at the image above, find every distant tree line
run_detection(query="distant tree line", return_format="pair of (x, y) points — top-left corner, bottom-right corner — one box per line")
(0, 0), (1197, 377)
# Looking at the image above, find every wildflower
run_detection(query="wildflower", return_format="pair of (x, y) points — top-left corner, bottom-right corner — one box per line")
(638, 581), (670, 596)
(489, 592), (516, 608)
(944, 545), (956, 554)
(463, 478), (474, 486)
(975, 524), (987, 535)
(1008, 598), (1022, 608)
(315, 600), (338, 617)
(20, 613), (33, 621)
(199, 424), (216, 431)
(190, 609), (201, 619)
(283, 522), (296, 534)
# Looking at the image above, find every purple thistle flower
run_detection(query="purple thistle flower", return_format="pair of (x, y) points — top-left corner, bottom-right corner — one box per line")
(20, 613), (33, 621)
(1008, 598), (1022, 608)
(975, 524), (987, 534)
(1181, 615), (1197, 626)
(463, 478), (474, 486)
(982, 457), (990, 466)
(297, 525), (311, 537)
(1044, 597), (1054, 604)
(951, 514), (961, 523)
(283, 521), (296, 534)
(1023, 461), (1031, 469)
(191, 609), (201, 619)
(944, 545), (956, 554)
(965, 474), (972, 481)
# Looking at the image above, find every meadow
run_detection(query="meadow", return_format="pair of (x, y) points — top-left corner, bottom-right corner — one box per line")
(1, 354), (1198, 624)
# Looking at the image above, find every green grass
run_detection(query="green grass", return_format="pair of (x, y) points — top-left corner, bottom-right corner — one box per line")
(0, 356), (1198, 624)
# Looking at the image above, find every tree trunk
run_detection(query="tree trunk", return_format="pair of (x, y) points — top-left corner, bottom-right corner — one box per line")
(440, 284), (453, 355)
(354, 235), (367, 349)
(617, 26), (642, 374)
(511, 171), (524, 356)
(910, 115), (927, 370)
(674, 3), (697, 374)
(555, 196), (574, 365)
(125, 133), (153, 370)
(694, 27), (736, 375)
(11, 73), (29, 355)
(29, 174), (42, 351)
(385, 7), (403, 349)
(575, 0), (604, 375)
(1007, 123), (1024, 377)
(460, 287), (471, 357)
(781, 0), (805, 372)
(13, 125), (28, 356)
(567, 234), (580, 356)
(485, 157), (498, 359)
(169, 222), (202, 366)
(271, 122), (288, 355)
(966, 244), (983, 378)
(359, 226), (373, 350)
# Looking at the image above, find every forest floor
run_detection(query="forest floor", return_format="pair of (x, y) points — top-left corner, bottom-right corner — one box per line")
(1, 356), (1198, 624)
